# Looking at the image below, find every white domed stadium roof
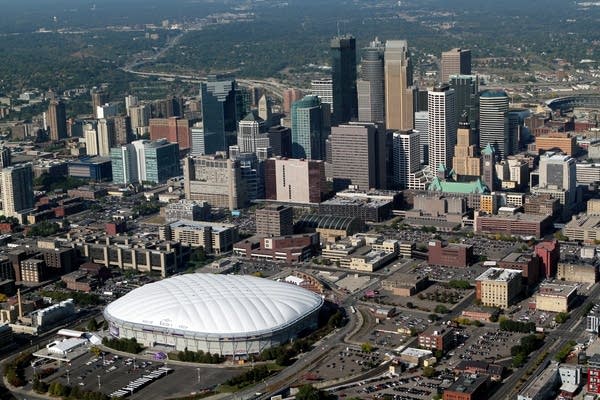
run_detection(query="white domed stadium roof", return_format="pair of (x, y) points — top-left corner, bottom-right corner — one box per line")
(104, 274), (323, 337)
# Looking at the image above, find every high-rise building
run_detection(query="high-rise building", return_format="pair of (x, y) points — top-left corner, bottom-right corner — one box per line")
(129, 104), (151, 134)
(125, 95), (138, 116)
(283, 89), (304, 114)
(311, 79), (333, 112)
(0, 147), (10, 169)
(481, 144), (497, 191)
(112, 139), (180, 184)
(256, 205), (294, 237)
(392, 130), (420, 189)
(152, 96), (182, 118)
(230, 151), (264, 201)
(441, 48), (471, 83)
(385, 40), (414, 131)
(83, 123), (99, 156)
(257, 94), (272, 124)
(479, 90), (509, 159)
(91, 90), (109, 118)
(114, 116), (132, 145)
(264, 157), (326, 204)
(330, 122), (387, 191)
(267, 126), (292, 158)
(237, 112), (269, 155)
(357, 38), (385, 123)
(449, 75), (479, 131)
(414, 111), (429, 165)
(149, 117), (191, 150)
(508, 109), (530, 155)
(200, 75), (239, 154)
(330, 35), (357, 124)
(183, 154), (246, 210)
(47, 100), (67, 141)
(97, 118), (116, 157)
(428, 84), (457, 171)
(190, 126), (205, 156)
(1, 164), (34, 218)
(452, 119), (481, 178)
(532, 153), (577, 217)
(290, 95), (331, 160)
(96, 103), (119, 119)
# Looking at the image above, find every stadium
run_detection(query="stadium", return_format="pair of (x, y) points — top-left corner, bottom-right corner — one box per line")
(103, 274), (324, 356)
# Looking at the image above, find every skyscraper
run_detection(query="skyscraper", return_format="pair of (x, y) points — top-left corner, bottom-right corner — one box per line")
(84, 123), (99, 156)
(449, 75), (479, 131)
(200, 75), (239, 154)
(392, 130), (420, 189)
(91, 90), (109, 118)
(125, 95), (138, 116)
(428, 84), (457, 172)
(236, 112), (269, 154)
(452, 119), (481, 178)
(311, 79), (333, 113)
(1, 164), (34, 218)
(283, 89), (304, 114)
(114, 115), (132, 145)
(385, 40), (414, 131)
(47, 100), (67, 141)
(357, 38), (385, 123)
(290, 95), (330, 160)
(149, 117), (191, 151)
(481, 144), (497, 191)
(0, 147), (10, 169)
(441, 48), (472, 83)
(414, 111), (429, 165)
(257, 94), (272, 124)
(330, 35), (357, 124)
(479, 90), (509, 159)
(329, 122), (386, 191)
(97, 118), (116, 157)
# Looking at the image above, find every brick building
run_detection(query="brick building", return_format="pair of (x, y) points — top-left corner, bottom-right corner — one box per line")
(428, 240), (473, 268)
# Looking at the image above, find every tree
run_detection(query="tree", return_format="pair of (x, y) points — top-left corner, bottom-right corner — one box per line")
(87, 318), (99, 332)
(555, 312), (569, 324)
(295, 385), (335, 400)
(434, 305), (449, 314)
(361, 342), (374, 353)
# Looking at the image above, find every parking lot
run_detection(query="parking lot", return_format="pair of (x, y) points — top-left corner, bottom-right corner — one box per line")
(30, 350), (243, 399)
(305, 347), (384, 382)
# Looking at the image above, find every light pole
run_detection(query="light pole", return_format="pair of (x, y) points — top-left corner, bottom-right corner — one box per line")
(66, 369), (70, 385)
(196, 367), (200, 385)
(97, 374), (101, 390)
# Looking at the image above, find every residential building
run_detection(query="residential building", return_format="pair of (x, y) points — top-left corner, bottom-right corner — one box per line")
(1, 164), (34, 218)
(475, 268), (522, 308)
(392, 130), (421, 189)
(498, 252), (541, 287)
(47, 100), (67, 141)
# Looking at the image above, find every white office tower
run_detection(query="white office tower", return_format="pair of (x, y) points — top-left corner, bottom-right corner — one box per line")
(428, 84), (457, 172)
(393, 130), (421, 189)
(83, 123), (99, 156)
(414, 111), (429, 165)
(97, 118), (116, 157)
(311, 79), (333, 113)
(479, 90), (509, 159)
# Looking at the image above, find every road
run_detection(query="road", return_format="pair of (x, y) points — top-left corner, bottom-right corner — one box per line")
(490, 283), (600, 400)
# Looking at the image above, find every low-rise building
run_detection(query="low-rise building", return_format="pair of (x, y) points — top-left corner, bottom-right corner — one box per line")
(382, 273), (430, 297)
(159, 220), (238, 254)
(399, 347), (433, 366)
(517, 361), (560, 400)
(295, 215), (364, 242)
(164, 200), (211, 222)
(443, 374), (489, 400)
(428, 240), (473, 268)
(586, 304), (600, 333)
(474, 212), (553, 239)
(418, 325), (455, 352)
(535, 283), (577, 313)
(498, 252), (541, 287)
(563, 214), (600, 243)
(453, 360), (505, 381)
(556, 259), (598, 284)
(233, 233), (320, 263)
(475, 268), (523, 309)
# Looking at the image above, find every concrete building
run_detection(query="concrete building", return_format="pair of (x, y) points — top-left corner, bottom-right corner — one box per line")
(441, 48), (471, 83)
(531, 153), (577, 218)
(414, 111), (429, 164)
(330, 122), (387, 191)
(183, 154), (247, 210)
(96, 118), (116, 157)
(149, 117), (191, 151)
(556, 259), (598, 284)
(233, 233), (320, 263)
(517, 362), (559, 400)
(588, 199), (600, 215)
(282, 89), (304, 114)
(255, 205), (294, 237)
(111, 139), (180, 185)
(428, 84), (457, 171)
(475, 268), (522, 309)
(310, 79), (333, 114)
(159, 220), (238, 254)
(535, 134), (577, 156)
(586, 304), (600, 333)
(266, 126), (292, 158)
(385, 40), (414, 131)
(164, 200), (211, 222)
(498, 252), (541, 287)
(535, 283), (577, 313)
(47, 100), (67, 141)
(474, 212), (553, 239)
(428, 240), (473, 268)
(264, 157), (326, 204)
(236, 112), (269, 155)
(1, 164), (34, 219)
(382, 273), (429, 297)
(452, 120), (480, 179)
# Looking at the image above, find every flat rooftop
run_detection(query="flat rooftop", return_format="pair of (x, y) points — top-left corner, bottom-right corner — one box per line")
(476, 267), (522, 282)
(519, 362), (558, 398)
(538, 283), (577, 297)
(168, 220), (236, 233)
